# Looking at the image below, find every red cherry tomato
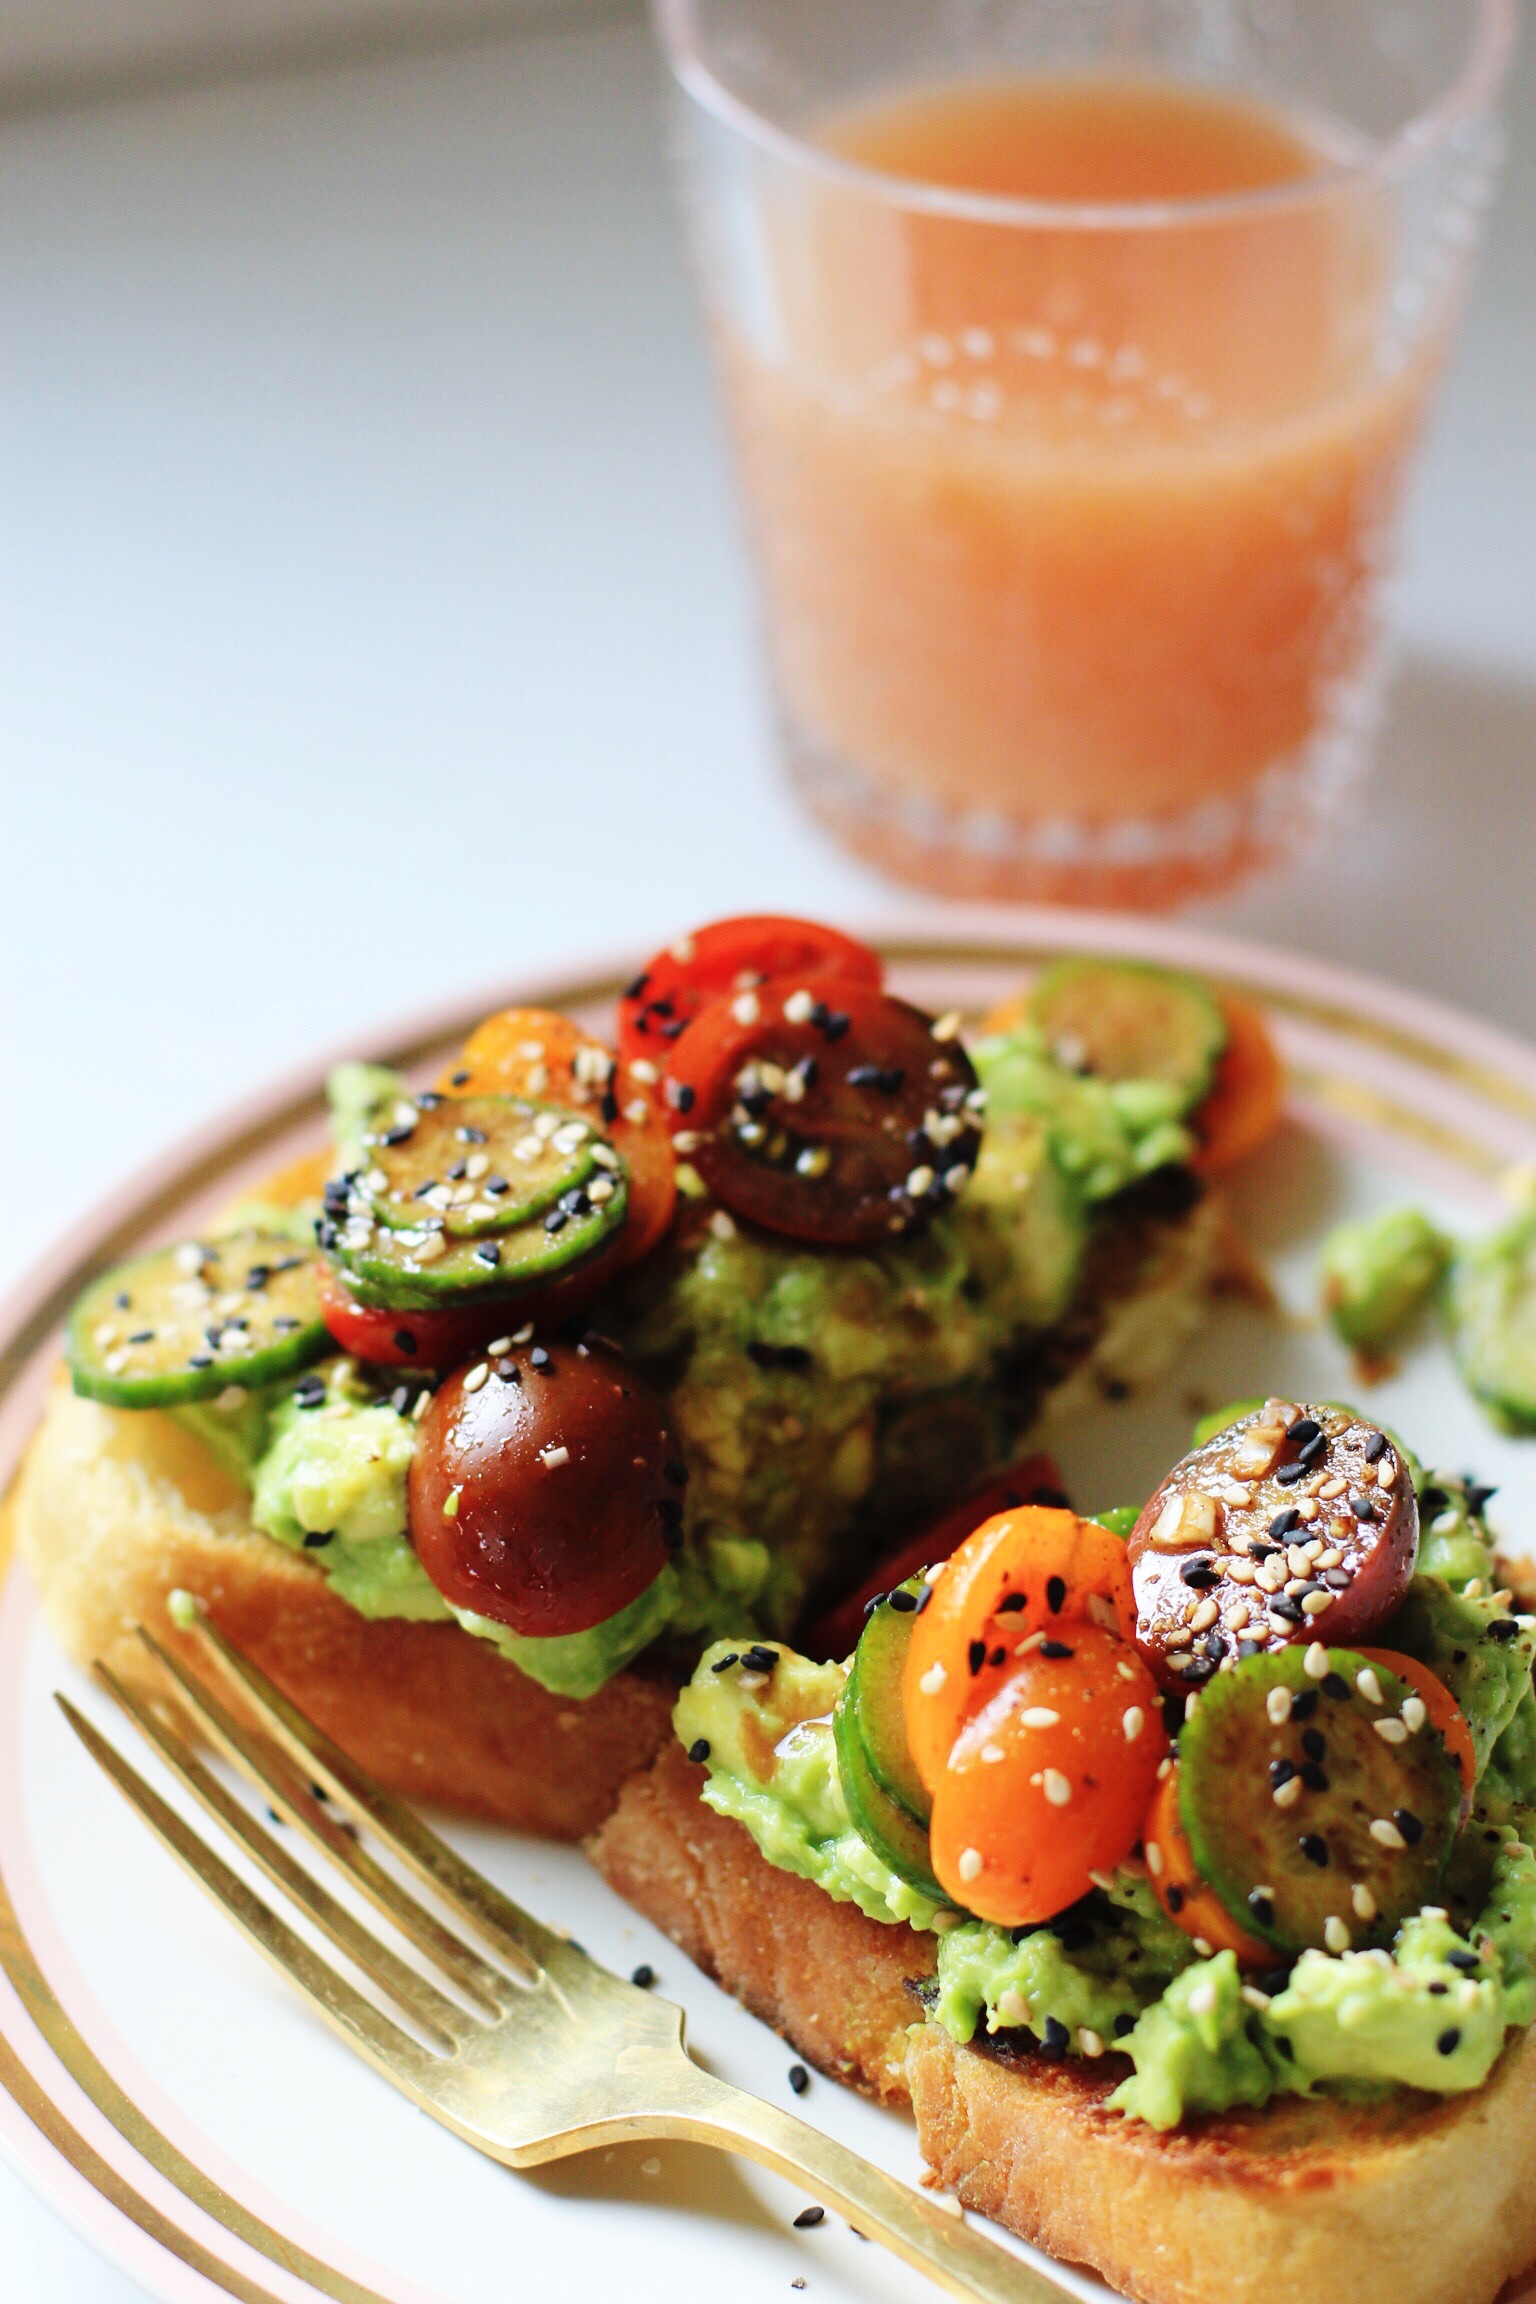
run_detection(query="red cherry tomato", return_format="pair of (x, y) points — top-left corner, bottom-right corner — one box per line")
(315, 1245), (628, 1368)
(803, 1454), (1068, 1660)
(664, 976), (981, 1246)
(903, 1507), (1136, 1795)
(928, 1625), (1167, 1926)
(408, 1339), (678, 1637)
(618, 916), (881, 1070)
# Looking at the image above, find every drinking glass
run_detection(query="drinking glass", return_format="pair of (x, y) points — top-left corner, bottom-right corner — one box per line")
(654, 0), (1513, 907)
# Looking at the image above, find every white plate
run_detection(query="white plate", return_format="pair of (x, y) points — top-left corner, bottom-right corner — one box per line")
(5, 914), (1536, 2304)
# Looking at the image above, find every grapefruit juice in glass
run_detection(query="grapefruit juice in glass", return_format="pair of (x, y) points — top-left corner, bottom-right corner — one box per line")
(657, 1), (1511, 906)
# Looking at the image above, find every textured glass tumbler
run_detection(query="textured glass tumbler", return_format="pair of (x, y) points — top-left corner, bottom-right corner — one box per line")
(655, 0), (1513, 908)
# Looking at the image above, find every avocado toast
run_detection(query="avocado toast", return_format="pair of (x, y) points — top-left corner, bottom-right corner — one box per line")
(17, 922), (1261, 1839)
(592, 1409), (1536, 2304)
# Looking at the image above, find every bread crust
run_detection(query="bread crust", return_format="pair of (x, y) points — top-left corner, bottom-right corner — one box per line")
(590, 1746), (1536, 2304)
(13, 1383), (673, 1838)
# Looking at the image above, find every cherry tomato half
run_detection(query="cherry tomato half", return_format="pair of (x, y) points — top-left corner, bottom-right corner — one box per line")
(1190, 996), (1285, 1175)
(314, 1261), (523, 1369)
(929, 1624), (1167, 1927)
(1144, 1765), (1270, 1966)
(803, 1454), (1068, 1661)
(618, 916), (881, 1068)
(903, 1507), (1136, 1795)
(408, 1338), (679, 1638)
(664, 976), (982, 1247)
(440, 1006), (676, 1265)
(1353, 1647), (1476, 1822)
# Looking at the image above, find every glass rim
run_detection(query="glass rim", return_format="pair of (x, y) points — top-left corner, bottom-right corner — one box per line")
(653, 0), (1516, 230)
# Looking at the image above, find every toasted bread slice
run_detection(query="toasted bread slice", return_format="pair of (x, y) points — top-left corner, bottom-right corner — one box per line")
(589, 1745), (1536, 2304)
(13, 1383), (674, 1837)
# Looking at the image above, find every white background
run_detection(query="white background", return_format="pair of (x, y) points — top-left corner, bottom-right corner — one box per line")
(0, 7), (1531, 2295)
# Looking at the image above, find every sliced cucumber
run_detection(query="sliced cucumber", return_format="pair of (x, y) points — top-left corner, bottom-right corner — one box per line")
(1179, 1646), (1462, 1955)
(1091, 1505), (1141, 1540)
(845, 1578), (932, 1826)
(1446, 1212), (1536, 1434)
(1031, 959), (1227, 1112)
(68, 1232), (327, 1408)
(326, 1170), (627, 1313)
(834, 1681), (942, 1900)
(357, 1092), (599, 1240)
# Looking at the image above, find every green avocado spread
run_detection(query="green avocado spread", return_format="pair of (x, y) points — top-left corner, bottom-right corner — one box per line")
(172, 1029), (1197, 1699)
(674, 1462), (1536, 2132)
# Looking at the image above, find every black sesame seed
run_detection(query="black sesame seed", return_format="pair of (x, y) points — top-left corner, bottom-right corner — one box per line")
(913, 1584), (933, 1613)
(1041, 2016), (1070, 2055)
(1270, 1596), (1304, 1624)
(1299, 1834), (1329, 1867)
(1422, 1485), (1448, 1512)
(1363, 1431), (1389, 1463)
(741, 1646), (779, 1675)
(1180, 1556), (1220, 1589)
(1040, 1639), (1074, 1660)
(863, 1594), (885, 1618)
(302, 1529), (334, 1548)
(1238, 1638), (1263, 1659)
(1270, 1758), (1297, 1789)
(711, 1653), (739, 1673)
(393, 1329), (418, 1356)
(889, 1589), (918, 1613)
(997, 1591), (1027, 1613)
(245, 1265), (270, 1290)
(687, 1739), (710, 1765)
(989, 1644), (1006, 1667)
(450, 1069), (472, 1086)
(969, 1639), (987, 1675)
(1427, 1981), (1449, 1996)
(127, 1329), (154, 1345)
(1289, 1417), (1322, 1447)
(1259, 1967), (1294, 1997)
(484, 1176), (509, 1196)
(1268, 1508), (1301, 1538)
(1201, 1631), (1228, 1661)
(1350, 1495), (1378, 1522)
(1488, 1618), (1519, 1643)
(1113, 2012), (1136, 2038)
(1321, 1673), (1350, 1700)
(1299, 1763), (1329, 1792)
(1166, 1884), (1185, 1913)
(793, 2206), (825, 2229)
(1275, 1462), (1307, 1487)
(1248, 1891), (1276, 1928)
(1301, 1728), (1326, 1763)
(474, 1243), (500, 1267)
(1446, 1949), (1480, 1972)
(530, 1346), (551, 1369)
(1394, 1809), (1424, 1845)
(1465, 1483), (1497, 1517)
(630, 1964), (655, 1988)
(543, 1209), (568, 1233)
(787, 2064), (810, 2095)
(446, 1159), (468, 1182)
(1180, 1657), (1216, 1683)
(1046, 1575), (1067, 1614)
(1296, 1433), (1326, 1466)
(1437, 2028), (1461, 2056)
(114, 1290), (131, 1309)
(1290, 1690), (1319, 1721)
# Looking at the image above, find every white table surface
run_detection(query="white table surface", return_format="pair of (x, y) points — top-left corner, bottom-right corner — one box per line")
(0, 12), (1531, 2297)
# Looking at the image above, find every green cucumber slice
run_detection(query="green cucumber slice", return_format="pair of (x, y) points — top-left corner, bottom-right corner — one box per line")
(1031, 959), (1226, 1112)
(1178, 1646), (1462, 1955)
(325, 1165), (628, 1313)
(355, 1092), (600, 1240)
(846, 1578), (932, 1827)
(1446, 1212), (1536, 1433)
(834, 1686), (943, 1900)
(67, 1232), (327, 1408)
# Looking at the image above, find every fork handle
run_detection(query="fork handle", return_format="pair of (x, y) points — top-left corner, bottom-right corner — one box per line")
(645, 2067), (1070, 2304)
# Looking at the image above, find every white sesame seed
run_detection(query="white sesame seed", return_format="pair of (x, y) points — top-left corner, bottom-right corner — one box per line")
(443, 1487), (462, 1517)
(1078, 2028), (1104, 2059)
(174, 1242), (205, 1274)
(1431, 1508), (1460, 1536)
(1304, 1643), (1329, 1679)
(102, 1348), (130, 1374)
(1295, 1498), (1320, 1522)
(731, 991), (761, 1026)
(1241, 1986), (1272, 2011)
(1352, 1882), (1378, 1921)
(919, 1662), (947, 1695)
(930, 1908), (962, 1933)
(1421, 1905), (1448, 1922)
(1014, 1631), (1046, 1656)
(1156, 1755), (1173, 1779)
(1273, 1775), (1303, 1808)
(1317, 1477), (1346, 1499)
(931, 1010), (963, 1042)
(1088, 1870), (1116, 1893)
(1369, 1818), (1407, 1850)
(957, 1847), (984, 1882)
(783, 989), (814, 1024)
(1266, 1686), (1293, 1725)
(997, 1987), (1030, 2026)
(411, 1391), (431, 1421)
(709, 1210), (737, 1241)
(589, 1176), (616, 1202)
(796, 1145), (831, 1179)
(1324, 1916), (1350, 1953)
(539, 1445), (570, 1470)
(628, 1058), (660, 1086)
(1022, 1707), (1060, 1730)
(1188, 1598), (1219, 1633)
(1373, 1717), (1409, 1744)
(980, 1743), (1006, 1764)
(1301, 1592), (1333, 1617)
(1458, 1979), (1480, 2011)
(905, 1165), (936, 1198)
(461, 1363), (489, 1394)
(1122, 1706), (1146, 1741)
(1145, 1841), (1164, 1878)
(1187, 1979), (1218, 2019)
(1042, 1769), (1072, 1808)
(1192, 1936), (1215, 1958)
(511, 1323), (535, 1344)
(1356, 1667), (1384, 1705)
(1377, 1458), (1397, 1489)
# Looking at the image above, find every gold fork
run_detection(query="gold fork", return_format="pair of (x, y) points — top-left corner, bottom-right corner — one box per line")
(58, 1612), (1070, 2304)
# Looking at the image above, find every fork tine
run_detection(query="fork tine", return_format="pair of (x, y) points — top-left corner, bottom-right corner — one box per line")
(185, 1609), (576, 1971)
(95, 1663), (474, 2049)
(137, 1629), (514, 2012)
(57, 1695), (437, 2081)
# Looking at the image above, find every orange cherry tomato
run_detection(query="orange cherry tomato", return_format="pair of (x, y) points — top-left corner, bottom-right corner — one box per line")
(1144, 1766), (1270, 1966)
(440, 1007), (676, 1266)
(903, 1507), (1136, 1796)
(1190, 995), (1285, 1174)
(929, 1625), (1167, 1926)
(1353, 1647), (1476, 1822)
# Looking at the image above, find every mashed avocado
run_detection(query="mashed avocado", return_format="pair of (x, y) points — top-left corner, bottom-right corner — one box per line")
(449, 1572), (680, 1700)
(674, 1615), (1536, 2131)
